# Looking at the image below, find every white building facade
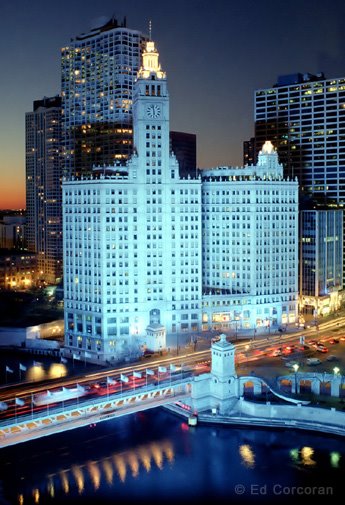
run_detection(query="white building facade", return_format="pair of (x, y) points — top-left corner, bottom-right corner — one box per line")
(201, 141), (299, 333)
(63, 41), (202, 363)
(63, 41), (299, 364)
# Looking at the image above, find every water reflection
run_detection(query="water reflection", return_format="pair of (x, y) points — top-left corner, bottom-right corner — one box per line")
(32, 488), (39, 504)
(289, 446), (317, 466)
(87, 461), (101, 490)
(47, 478), (55, 498)
(301, 446), (316, 466)
(14, 439), (175, 503)
(330, 451), (341, 468)
(239, 444), (255, 468)
(59, 471), (69, 494)
(71, 465), (84, 494)
(102, 460), (114, 485)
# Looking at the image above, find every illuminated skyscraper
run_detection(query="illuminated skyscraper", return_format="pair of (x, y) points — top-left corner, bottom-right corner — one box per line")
(254, 72), (345, 202)
(25, 96), (62, 284)
(61, 17), (148, 177)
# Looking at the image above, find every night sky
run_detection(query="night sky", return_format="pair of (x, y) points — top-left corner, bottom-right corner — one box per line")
(1, 0), (345, 208)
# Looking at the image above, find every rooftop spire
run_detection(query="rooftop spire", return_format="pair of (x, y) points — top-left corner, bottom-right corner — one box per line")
(149, 19), (152, 40)
(137, 40), (166, 80)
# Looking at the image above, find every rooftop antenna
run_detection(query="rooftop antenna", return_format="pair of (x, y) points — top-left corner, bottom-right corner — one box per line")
(149, 19), (152, 40)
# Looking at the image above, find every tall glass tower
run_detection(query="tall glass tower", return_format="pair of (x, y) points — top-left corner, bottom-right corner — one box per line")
(25, 96), (63, 284)
(61, 17), (148, 177)
(254, 72), (345, 203)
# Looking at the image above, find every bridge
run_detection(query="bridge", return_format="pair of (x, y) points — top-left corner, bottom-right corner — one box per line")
(0, 376), (192, 448)
(2, 330), (345, 447)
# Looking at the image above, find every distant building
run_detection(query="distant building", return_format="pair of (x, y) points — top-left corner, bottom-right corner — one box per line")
(0, 250), (37, 290)
(170, 131), (197, 178)
(0, 215), (25, 249)
(25, 95), (63, 285)
(243, 137), (256, 166)
(201, 141), (299, 331)
(300, 209), (343, 316)
(61, 17), (148, 177)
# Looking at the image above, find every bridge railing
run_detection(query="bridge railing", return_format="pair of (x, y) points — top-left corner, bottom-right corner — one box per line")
(0, 375), (192, 429)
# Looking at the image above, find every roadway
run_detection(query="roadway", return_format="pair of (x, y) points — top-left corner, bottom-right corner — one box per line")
(1, 315), (345, 422)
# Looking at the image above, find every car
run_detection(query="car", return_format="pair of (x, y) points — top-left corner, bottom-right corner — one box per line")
(329, 338), (339, 345)
(284, 361), (299, 369)
(326, 355), (338, 362)
(306, 358), (321, 366)
(340, 336), (345, 342)
(316, 344), (328, 353)
(308, 340), (318, 347)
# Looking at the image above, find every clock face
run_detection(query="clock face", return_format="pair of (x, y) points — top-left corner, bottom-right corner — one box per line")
(146, 104), (161, 119)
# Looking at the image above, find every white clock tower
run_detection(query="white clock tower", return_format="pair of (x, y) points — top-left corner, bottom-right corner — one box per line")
(132, 40), (176, 182)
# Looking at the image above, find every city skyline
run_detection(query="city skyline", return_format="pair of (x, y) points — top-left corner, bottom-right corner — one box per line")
(1, 0), (345, 208)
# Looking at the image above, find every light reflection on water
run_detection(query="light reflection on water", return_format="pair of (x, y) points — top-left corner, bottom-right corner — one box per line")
(0, 410), (342, 505)
(239, 444), (256, 468)
(21, 439), (175, 502)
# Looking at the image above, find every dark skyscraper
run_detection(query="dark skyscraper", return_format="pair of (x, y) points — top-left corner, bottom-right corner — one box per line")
(243, 137), (256, 166)
(170, 131), (197, 178)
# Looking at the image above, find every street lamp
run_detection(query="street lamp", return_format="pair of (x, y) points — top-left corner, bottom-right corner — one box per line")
(292, 363), (299, 394)
(333, 367), (340, 376)
(230, 319), (239, 341)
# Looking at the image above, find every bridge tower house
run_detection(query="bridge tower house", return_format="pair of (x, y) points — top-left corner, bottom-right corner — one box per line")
(210, 334), (238, 413)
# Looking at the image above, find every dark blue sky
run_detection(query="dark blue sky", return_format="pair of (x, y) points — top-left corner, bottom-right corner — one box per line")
(1, 0), (345, 207)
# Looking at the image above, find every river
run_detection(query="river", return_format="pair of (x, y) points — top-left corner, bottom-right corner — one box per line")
(0, 407), (344, 505)
(0, 351), (345, 504)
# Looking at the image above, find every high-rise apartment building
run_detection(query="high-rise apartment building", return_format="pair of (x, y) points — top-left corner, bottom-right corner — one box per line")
(25, 96), (62, 284)
(61, 17), (148, 177)
(62, 41), (202, 363)
(201, 141), (299, 332)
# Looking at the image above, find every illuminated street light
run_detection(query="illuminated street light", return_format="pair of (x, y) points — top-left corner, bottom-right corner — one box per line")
(293, 363), (299, 394)
(333, 367), (340, 375)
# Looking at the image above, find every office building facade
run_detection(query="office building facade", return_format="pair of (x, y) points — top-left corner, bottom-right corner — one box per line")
(25, 96), (63, 284)
(201, 141), (299, 332)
